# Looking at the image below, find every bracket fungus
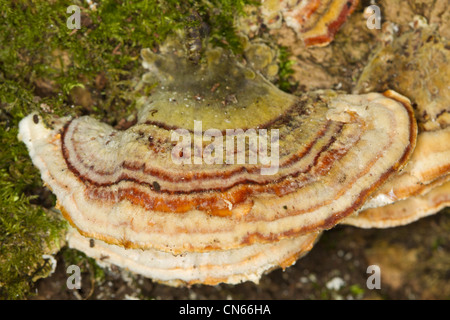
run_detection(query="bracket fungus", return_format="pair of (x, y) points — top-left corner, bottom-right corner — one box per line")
(344, 180), (450, 229)
(243, 0), (359, 47)
(344, 21), (450, 228)
(67, 227), (320, 286)
(18, 45), (417, 285)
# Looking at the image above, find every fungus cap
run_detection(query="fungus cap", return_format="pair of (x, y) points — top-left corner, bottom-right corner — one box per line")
(18, 48), (416, 254)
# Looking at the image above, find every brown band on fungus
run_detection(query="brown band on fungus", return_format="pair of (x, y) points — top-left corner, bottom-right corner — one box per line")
(60, 112), (343, 186)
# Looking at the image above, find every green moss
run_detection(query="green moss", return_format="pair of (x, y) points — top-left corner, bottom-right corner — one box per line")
(276, 46), (298, 93)
(0, 83), (66, 299)
(349, 284), (365, 297)
(61, 247), (106, 283)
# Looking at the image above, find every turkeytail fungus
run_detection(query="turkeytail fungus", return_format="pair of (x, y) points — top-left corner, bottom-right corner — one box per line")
(345, 20), (450, 228)
(67, 227), (320, 286)
(18, 44), (417, 284)
(257, 0), (359, 47)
